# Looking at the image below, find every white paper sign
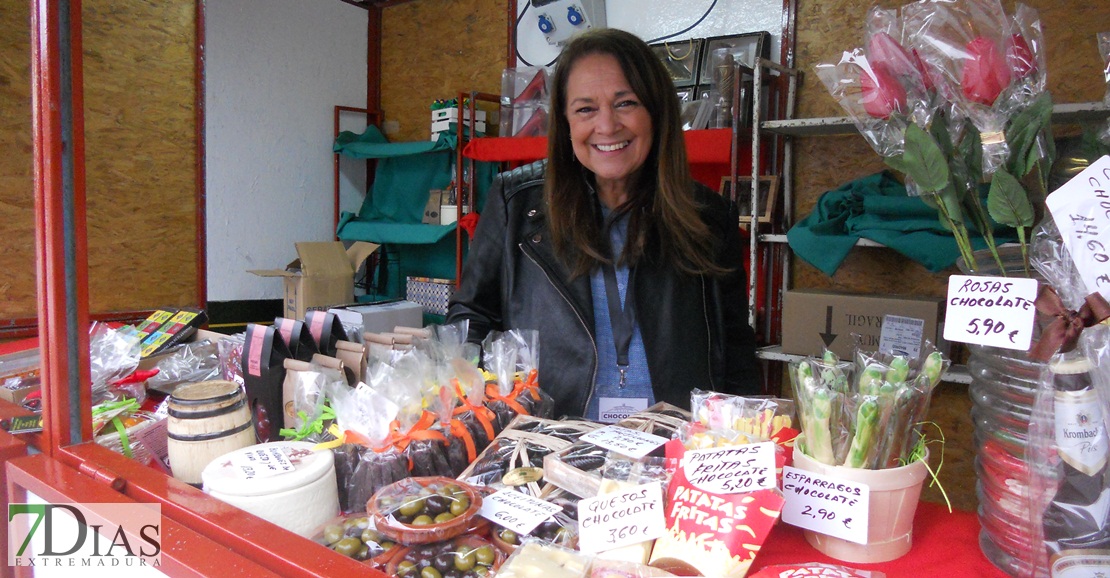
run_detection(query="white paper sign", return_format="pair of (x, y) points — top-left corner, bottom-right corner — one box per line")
(578, 481), (666, 553)
(579, 425), (668, 459)
(781, 466), (870, 545)
(944, 275), (1039, 350)
(681, 442), (777, 494)
(478, 488), (564, 536)
(231, 446), (296, 480)
(1046, 155), (1110, 302)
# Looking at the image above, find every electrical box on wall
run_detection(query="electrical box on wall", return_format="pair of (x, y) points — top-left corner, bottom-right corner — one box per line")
(530, 0), (606, 46)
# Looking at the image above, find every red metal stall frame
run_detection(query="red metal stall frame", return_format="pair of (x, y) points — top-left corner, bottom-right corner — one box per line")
(14, 1), (389, 575)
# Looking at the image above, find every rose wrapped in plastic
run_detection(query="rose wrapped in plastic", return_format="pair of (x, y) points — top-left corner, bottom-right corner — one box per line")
(816, 17), (933, 160)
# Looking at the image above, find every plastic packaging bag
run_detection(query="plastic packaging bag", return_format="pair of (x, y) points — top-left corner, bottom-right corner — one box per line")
(482, 329), (555, 428)
(1023, 217), (1110, 576)
(88, 322), (142, 404)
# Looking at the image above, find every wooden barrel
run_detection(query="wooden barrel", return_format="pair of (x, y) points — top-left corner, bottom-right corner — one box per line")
(167, 380), (256, 485)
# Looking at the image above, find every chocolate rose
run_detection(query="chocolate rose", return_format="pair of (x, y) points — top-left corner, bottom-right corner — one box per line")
(910, 48), (936, 93)
(860, 65), (906, 119)
(1005, 33), (1037, 79)
(867, 32), (917, 78)
(961, 36), (1011, 106)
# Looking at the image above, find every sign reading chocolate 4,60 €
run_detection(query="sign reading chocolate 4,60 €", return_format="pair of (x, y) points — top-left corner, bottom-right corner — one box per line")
(1046, 155), (1110, 301)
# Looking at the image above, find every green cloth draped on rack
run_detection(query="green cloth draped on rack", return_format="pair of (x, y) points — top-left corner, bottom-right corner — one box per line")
(786, 171), (1017, 276)
(333, 124), (497, 285)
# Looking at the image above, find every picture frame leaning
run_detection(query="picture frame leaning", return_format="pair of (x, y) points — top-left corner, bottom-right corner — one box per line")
(720, 175), (779, 225)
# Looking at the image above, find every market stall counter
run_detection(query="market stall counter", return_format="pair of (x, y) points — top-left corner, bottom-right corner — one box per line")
(751, 502), (1008, 577)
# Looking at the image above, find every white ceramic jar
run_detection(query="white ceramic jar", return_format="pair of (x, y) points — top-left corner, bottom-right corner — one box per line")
(201, 441), (339, 538)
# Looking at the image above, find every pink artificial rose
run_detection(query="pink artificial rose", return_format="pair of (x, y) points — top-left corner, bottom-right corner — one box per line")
(961, 36), (1012, 106)
(1005, 33), (1037, 79)
(911, 48), (936, 93)
(860, 65), (907, 119)
(867, 32), (918, 78)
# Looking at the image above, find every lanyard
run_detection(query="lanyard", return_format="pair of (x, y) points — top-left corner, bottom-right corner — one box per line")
(602, 261), (635, 387)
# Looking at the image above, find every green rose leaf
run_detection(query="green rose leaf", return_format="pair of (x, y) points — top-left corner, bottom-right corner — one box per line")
(930, 116), (954, 157)
(902, 124), (950, 193)
(987, 168), (1034, 228)
(884, 154), (911, 175)
(1004, 92), (1053, 178)
(958, 125), (983, 187)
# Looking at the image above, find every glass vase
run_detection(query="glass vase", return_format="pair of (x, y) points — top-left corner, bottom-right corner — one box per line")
(958, 245), (1047, 578)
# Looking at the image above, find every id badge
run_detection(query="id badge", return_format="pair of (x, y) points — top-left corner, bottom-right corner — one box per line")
(598, 397), (649, 424)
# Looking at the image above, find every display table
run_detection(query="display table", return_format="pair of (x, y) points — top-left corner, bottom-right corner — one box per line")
(750, 502), (1009, 577)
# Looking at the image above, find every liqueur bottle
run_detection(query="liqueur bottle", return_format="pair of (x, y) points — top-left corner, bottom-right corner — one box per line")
(1042, 352), (1110, 576)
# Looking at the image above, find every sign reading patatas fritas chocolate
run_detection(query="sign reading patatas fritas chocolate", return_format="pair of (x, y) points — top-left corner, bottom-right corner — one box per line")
(649, 439), (785, 578)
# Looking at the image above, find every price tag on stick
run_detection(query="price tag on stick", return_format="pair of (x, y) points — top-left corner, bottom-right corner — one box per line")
(578, 481), (666, 553)
(781, 466), (870, 545)
(944, 275), (1039, 350)
(231, 446), (296, 480)
(1046, 155), (1110, 302)
(579, 425), (668, 459)
(478, 489), (564, 536)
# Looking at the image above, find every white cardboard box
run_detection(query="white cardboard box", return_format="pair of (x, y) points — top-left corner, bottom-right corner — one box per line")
(328, 300), (424, 335)
(431, 108), (488, 123)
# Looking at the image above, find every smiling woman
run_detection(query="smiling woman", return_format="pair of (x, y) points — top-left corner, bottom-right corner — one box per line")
(447, 28), (761, 421)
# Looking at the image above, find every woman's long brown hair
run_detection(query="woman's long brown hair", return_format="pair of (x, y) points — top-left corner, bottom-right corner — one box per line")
(545, 28), (728, 278)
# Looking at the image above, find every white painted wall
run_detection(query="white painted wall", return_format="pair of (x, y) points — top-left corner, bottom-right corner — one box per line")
(205, 0), (367, 302)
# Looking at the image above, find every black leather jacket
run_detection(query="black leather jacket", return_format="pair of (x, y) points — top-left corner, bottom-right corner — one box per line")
(447, 161), (761, 417)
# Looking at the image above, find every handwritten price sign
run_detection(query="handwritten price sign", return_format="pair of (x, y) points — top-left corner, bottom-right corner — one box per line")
(781, 466), (870, 545)
(578, 481), (665, 553)
(580, 425), (668, 459)
(478, 489), (564, 536)
(231, 446), (296, 480)
(681, 442), (777, 494)
(1047, 155), (1110, 302)
(944, 275), (1039, 350)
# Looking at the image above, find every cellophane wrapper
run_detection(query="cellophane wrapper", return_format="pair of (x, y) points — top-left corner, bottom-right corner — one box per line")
(815, 45), (932, 159)
(902, 0), (1047, 175)
(1023, 218), (1110, 577)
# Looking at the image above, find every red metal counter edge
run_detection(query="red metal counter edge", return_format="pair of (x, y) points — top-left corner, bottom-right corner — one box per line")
(749, 501), (1010, 577)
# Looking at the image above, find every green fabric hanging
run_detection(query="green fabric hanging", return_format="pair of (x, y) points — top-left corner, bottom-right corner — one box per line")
(786, 171), (1018, 276)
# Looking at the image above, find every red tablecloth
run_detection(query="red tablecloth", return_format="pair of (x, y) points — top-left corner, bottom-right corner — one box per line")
(749, 502), (1010, 577)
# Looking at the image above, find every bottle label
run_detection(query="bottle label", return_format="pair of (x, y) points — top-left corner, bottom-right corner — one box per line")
(1051, 549), (1110, 577)
(1055, 389), (1109, 476)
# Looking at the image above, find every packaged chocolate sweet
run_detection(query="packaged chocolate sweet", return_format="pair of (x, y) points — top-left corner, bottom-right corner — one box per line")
(482, 329), (555, 428)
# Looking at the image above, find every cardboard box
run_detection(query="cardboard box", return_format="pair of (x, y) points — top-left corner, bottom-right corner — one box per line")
(0, 348), (40, 405)
(781, 290), (944, 360)
(249, 241), (379, 321)
(406, 277), (456, 316)
(328, 300), (424, 335)
(429, 120), (487, 141)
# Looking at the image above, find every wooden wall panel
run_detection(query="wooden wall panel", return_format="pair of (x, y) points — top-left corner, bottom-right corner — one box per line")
(82, 0), (198, 313)
(0, 2), (35, 319)
(0, 0), (198, 322)
(381, 0), (507, 143)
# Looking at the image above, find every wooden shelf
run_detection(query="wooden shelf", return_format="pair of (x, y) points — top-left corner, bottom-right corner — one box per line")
(756, 345), (972, 384)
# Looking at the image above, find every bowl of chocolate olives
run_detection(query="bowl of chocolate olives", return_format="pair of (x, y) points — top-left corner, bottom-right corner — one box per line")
(312, 514), (399, 568)
(386, 534), (503, 578)
(369, 477), (482, 545)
